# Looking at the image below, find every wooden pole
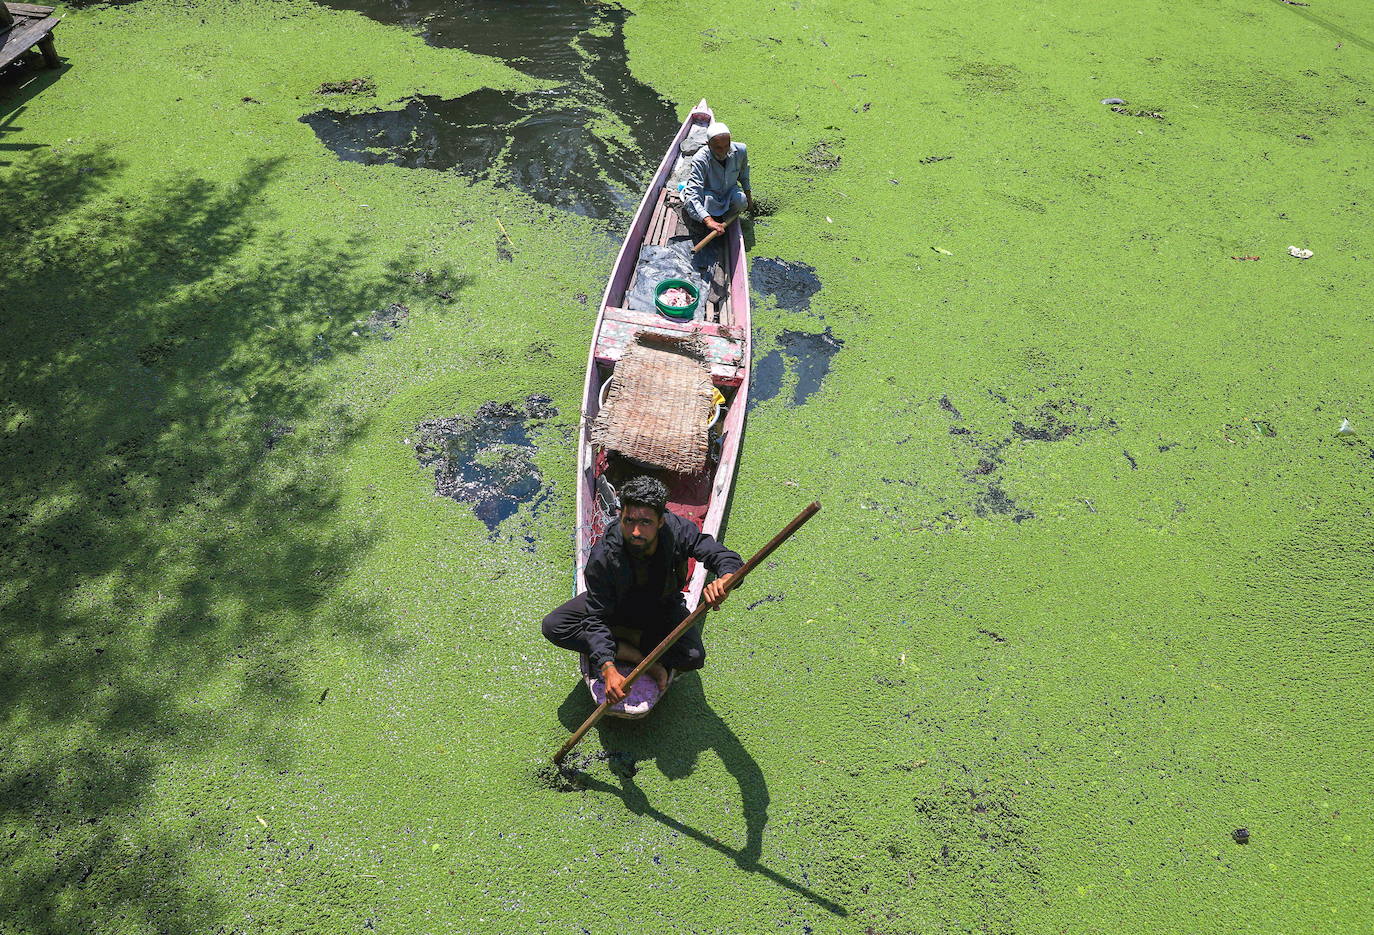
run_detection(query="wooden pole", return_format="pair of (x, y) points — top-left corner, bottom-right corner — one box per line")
(691, 227), (722, 254)
(552, 501), (821, 765)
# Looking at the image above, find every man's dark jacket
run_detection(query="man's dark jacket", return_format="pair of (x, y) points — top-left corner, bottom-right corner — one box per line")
(581, 511), (743, 669)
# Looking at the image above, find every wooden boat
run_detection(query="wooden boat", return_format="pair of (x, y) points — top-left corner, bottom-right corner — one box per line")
(573, 99), (751, 718)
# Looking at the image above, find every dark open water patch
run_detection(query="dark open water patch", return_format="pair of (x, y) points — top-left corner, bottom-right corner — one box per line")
(302, 91), (634, 218)
(749, 257), (822, 312)
(973, 482), (1034, 523)
(749, 328), (843, 409)
(751, 349), (785, 406)
(412, 395), (557, 532)
(306, 0), (679, 219)
(785, 330), (844, 404)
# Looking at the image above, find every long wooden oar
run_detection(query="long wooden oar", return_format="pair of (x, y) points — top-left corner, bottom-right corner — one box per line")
(552, 501), (821, 765)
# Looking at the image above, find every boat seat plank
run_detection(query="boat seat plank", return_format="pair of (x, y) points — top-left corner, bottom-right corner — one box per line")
(671, 210), (686, 240)
(646, 186), (669, 246)
(595, 306), (745, 386)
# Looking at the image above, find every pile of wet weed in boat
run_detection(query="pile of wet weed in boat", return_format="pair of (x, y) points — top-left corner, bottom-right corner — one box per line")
(303, 0), (678, 218)
(412, 394), (558, 533)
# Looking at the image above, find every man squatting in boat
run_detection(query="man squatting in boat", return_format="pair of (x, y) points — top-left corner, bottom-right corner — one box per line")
(682, 121), (755, 239)
(541, 476), (742, 704)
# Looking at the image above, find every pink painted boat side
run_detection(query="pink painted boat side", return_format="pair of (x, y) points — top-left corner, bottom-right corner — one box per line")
(573, 98), (751, 618)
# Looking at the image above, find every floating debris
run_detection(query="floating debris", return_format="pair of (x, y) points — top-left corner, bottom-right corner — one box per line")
(800, 140), (842, 170)
(1287, 245), (1314, 259)
(315, 76), (376, 95)
(1110, 104), (1165, 119)
(973, 483), (1034, 523)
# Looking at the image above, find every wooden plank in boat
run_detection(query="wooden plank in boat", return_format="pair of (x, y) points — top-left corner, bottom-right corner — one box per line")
(656, 202), (675, 245)
(594, 307), (745, 386)
(646, 186), (669, 246)
(645, 200), (661, 247)
(603, 305), (742, 339)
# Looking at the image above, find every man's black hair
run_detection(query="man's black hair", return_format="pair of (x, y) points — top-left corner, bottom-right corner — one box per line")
(619, 475), (669, 517)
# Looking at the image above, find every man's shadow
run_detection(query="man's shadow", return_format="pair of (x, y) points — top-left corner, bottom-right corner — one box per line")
(557, 672), (846, 917)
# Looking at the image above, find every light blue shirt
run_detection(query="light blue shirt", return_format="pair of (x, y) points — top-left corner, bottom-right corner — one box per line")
(683, 142), (751, 221)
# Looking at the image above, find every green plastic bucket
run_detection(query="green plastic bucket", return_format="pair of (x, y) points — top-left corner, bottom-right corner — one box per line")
(654, 279), (699, 319)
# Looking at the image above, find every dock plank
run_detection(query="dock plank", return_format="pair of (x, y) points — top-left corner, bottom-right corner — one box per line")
(0, 12), (59, 69)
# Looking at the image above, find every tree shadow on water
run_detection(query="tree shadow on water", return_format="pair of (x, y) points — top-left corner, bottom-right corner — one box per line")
(0, 55), (68, 167)
(0, 149), (457, 932)
(558, 673), (848, 917)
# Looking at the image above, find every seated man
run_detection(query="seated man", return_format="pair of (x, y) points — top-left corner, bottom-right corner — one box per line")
(682, 121), (755, 240)
(541, 476), (741, 704)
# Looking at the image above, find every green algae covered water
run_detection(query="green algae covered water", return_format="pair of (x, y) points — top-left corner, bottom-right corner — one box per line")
(1, 1), (1372, 932)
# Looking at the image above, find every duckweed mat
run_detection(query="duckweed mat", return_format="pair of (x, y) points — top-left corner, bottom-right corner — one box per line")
(1, 0), (1371, 932)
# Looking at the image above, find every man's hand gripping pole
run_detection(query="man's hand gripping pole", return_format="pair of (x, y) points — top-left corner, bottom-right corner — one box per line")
(551, 502), (821, 766)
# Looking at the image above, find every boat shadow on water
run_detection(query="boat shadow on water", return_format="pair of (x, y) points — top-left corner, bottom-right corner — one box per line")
(557, 673), (847, 917)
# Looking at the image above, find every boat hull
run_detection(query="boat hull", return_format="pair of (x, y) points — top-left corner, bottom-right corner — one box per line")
(572, 99), (752, 717)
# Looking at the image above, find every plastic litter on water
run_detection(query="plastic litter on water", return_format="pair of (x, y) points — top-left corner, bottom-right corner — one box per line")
(1337, 419), (1355, 436)
(1101, 97), (1126, 105)
(1287, 245), (1314, 259)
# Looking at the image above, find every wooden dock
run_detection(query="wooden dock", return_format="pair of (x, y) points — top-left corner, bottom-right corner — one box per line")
(1, 3), (61, 72)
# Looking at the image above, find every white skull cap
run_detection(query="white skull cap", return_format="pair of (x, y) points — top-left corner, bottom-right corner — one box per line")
(706, 121), (730, 139)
